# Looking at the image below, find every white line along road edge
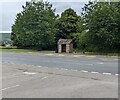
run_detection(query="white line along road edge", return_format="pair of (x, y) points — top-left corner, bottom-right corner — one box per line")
(91, 72), (99, 74)
(81, 70), (88, 73)
(0, 85), (20, 91)
(103, 73), (112, 75)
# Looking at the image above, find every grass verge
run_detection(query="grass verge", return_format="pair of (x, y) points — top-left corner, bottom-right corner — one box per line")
(0, 46), (119, 56)
(0, 46), (55, 53)
(73, 51), (120, 56)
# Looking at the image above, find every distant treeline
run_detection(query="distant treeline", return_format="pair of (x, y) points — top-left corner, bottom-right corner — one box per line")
(11, 1), (120, 53)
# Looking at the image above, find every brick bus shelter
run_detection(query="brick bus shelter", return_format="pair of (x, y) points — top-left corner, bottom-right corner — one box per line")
(58, 39), (73, 53)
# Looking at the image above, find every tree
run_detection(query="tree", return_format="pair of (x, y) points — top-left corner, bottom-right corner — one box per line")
(55, 8), (79, 40)
(79, 1), (120, 52)
(11, 1), (57, 50)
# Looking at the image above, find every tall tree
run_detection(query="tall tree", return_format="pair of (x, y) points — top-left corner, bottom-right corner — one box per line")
(79, 1), (120, 52)
(55, 8), (79, 40)
(11, 1), (57, 50)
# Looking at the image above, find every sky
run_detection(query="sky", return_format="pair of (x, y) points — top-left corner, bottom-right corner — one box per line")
(1, 0), (88, 32)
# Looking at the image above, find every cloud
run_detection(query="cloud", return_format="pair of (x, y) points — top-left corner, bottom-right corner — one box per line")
(1, 0), (87, 31)
(52, 2), (85, 15)
(2, 2), (26, 31)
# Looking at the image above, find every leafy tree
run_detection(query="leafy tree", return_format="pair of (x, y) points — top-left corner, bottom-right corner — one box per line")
(72, 16), (84, 49)
(11, 1), (56, 50)
(55, 8), (79, 40)
(79, 1), (120, 52)
(55, 8), (85, 50)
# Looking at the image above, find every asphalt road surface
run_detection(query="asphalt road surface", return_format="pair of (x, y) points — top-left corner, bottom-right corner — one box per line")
(2, 52), (119, 74)
(1, 62), (118, 98)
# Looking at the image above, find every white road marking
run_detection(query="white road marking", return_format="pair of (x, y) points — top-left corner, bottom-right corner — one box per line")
(23, 72), (36, 75)
(103, 73), (112, 75)
(0, 85), (20, 91)
(41, 77), (47, 79)
(115, 74), (119, 76)
(91, 72), (99, 74)
(99, 62), (104, 64)
(81, 70), (88, 73)
(38, 66), (42, 67)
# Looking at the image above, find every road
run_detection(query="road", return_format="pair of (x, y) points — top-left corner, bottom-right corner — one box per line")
(2, 52), (118, 74)
(2, 52), (118, 75)
(1, 62), (118, 98)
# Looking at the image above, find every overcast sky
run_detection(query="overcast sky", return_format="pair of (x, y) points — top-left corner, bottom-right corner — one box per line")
(1, 0), (88, 32)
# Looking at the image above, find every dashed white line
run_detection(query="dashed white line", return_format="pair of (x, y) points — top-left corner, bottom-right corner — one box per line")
(115, 74), (119, 76)
(38, 66), (42, 67)
(23, 72), (36, 75)
(81, 70), (88, 73)
(0, 85), (20, 91)
(91, 72), (99, 74)
(103, 73), (112, 75)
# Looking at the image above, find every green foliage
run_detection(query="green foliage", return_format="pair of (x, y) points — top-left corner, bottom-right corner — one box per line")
(11, 1), (56, 50)
(55, 8), (84, 49)
(77, 1), (120, 52)
(11, 1), (120, 53)
(55, 8), (79, 40)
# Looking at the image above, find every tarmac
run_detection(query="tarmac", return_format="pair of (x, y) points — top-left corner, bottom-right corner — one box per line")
(1, 62), (118, 98)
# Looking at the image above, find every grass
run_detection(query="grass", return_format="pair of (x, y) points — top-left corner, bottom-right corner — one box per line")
(84, 52), (120, 56)
(0, 46), (119, 57)
(0, 46), (55, 53)
(73, 51), (120, 57)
